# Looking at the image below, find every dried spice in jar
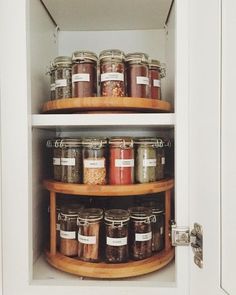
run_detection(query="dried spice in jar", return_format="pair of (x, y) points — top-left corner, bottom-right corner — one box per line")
(149, 59), (161, 100)
(129, 207), (153, 260)
(46, 138), (62, 181)
(61, 138), (82, 183)
(77, 208), (103, 262)
(105, 209), (130, 263)
(54, 56), (72, 99)
(82, 138), (107, 185)
(156, 138), (165, 180)
(99, 49), (125, 97)
(72, 51), (98, 97)
(126, 52), (149, 98)
(109, 137), (134, 185)
(49, 62), (56, 100)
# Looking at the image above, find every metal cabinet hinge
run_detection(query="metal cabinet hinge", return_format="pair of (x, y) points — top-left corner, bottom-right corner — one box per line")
(171, 222), (203, 268)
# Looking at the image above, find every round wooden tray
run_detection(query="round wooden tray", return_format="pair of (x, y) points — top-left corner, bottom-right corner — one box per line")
(43, 178), (174, 196)
(45, 248), (174, 279)
(41, 97), (172, 113)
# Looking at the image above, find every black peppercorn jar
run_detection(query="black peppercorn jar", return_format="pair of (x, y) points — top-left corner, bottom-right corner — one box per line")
(104, 209), (130, 263)
(77, 208), (103, 262)
(125, 52), (149, 98)
(54, 56), (72, 99)
(129, 206), (154, 260)
(71, 51), (98, 98)
(148, 59), (161, 100)
(99, 49), (125, 97)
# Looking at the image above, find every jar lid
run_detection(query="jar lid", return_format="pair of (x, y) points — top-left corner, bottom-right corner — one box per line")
(105, 209), (130, 223)
(134, 137), (162, 147)
(109, 137), (133, 148)
(99, 49), (125, 62)
(78, 208), (103, 222)
(141, 201), (164, 214)
(129, 206), (153, 219)
(125, 52), (149, 64)
(54, 56), (72, 66)
(82, 137), (107, 148)
(60, 138), (82, 148)
(72, 50), (98, 62)
(60, 204), (81, 216)
(46, 138), (62, 148)
(149, 59), (161, 68)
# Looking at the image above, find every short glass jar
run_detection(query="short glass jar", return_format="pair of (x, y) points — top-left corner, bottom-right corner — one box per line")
(82, 138), (107, 185)
(156, 138), (165, 180)
(71, 51), (98, 98)
(99, 49), (125, 97)
(77, 208), (103, 262)
(104, 209), (130, 263)
(129, 207), (153, 260)
(60, 138), (82, 183)
(109, 137), (134, 185)
(49, 62), (56, 100)
(46, 138), (62, 181)
(149, 59), (161, 100)
(125, 52), (149, 98)
(54, 56), (72, 99)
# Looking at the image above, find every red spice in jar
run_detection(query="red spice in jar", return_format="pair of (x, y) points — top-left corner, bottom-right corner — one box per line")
(149, 59), (161, 99)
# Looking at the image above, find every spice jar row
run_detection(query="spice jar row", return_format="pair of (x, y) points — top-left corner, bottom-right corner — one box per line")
(47, 49), (165, 101)
(47, 137), (171, 185)
(55, 203), (165, 263)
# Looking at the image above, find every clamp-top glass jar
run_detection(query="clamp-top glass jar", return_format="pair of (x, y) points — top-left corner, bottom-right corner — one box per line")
(72, 51), (98, 98)
(104, 209), (130, 263)
(77, 208), (103, 262)
(156, 138), (166, 180)
(82, 138), (107, 185)
(126, 52), (149, 98)
(49, 62), (56, 100)
(54, 56), (72, 99)
(149, 59), (161, 100)
(109, 137), (134, 185)
(46, 138), (62, 181)
(99, 49), (125, 97)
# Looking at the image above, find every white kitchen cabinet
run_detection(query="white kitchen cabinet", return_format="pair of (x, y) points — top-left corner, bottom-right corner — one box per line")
(0, 0), (235, 294)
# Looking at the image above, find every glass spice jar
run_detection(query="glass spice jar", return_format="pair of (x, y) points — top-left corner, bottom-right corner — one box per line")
(54, 56), (72, 99)
(82, 138), (107, 185)
(149, 59), (161, 100)
(125, 52), (149, 98)
(156, 138), (166, 180)
(104, 209), (130, 263)
(72, 51), (98, 98)
(77, 208), (103, 262)
(46, 138), (62, 181)
(99, 49), (125, 97)
(129, 207), (153, 260)
(49, 62), (56, 100)
(109, 137), (134, 185)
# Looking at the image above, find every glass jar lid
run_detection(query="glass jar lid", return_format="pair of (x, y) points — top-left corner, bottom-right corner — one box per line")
(109, 137), (133, 149)
(82, 137), (107, 148)
(129, 206), (153, 220)
(141, 200), (164, 214)
(54, 56), (72, 67)
(60, 138), (82, 148)
(134, 137), (163, 147)
(125, 52), (149, 65)
(72, 50), (98, 63)
(105, 209), (130, 223)
(99, 49), (125, 62)
(149, 59), (161, 69)
(78, 208), (103, 222)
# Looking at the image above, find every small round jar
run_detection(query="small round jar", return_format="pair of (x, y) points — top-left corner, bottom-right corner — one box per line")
(135, 138), (160, 184)
(82, 138), (107, 185)
(72, 51), (98, 97)
(129, 207), (153, 260)
(77, 208), (103, 262)
(104, 209), (130, 263)
(109, 137), (134, 185)
(46, 138), (62, 181)
(54, 56), (72, 99)
(125, 52), (149, 98)
(99, 49), (125, 97)
(60, 138), (82, 183)
(149, 59), (161, 100)
(49, 62), (56, 100)
(156, 138), (165, 180)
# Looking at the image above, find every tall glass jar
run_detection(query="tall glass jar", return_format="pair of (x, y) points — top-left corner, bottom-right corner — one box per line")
(129, 207), (153, 260)
(104, 209), (130, 263)
(77, 208), (103, 262)
(60, 138), (82, 183)
(49, 62), (56, 100)
(46, 138), (62, 181)
(54, 56), (72, 99)
(156, 138), (165, 180)
(125, 52), (149, 98)
(71, 51), (98, 97)
(149, 59), (161, 100)
(109, 137), (134, 185)
(82, 138), (107, 185)
(99, 49), (125, 97)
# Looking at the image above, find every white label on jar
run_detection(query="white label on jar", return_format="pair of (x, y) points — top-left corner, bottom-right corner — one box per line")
(115, 159), (134, 167)
(84, 159), (105, 168)
(60, 230), (76, 239)
(55, 79), (67, 87)
(72, 73), (90, 82)
(56, 223), (60, 231)
(135, 232), (152, 241)
(50, 83), (56, 91)
(53, 158), (60, 166)
(61, 158), (75, 166)
(101, 72), (124, 82)
(143, 159), (157, 167)
(136, 76), (149, 85)
(153, 79), (161, 87)
(78, 234), (96, 244)
(160, 226), (164, 235)
(106, 237), (128, 246)
(161, 157), (165, 165)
